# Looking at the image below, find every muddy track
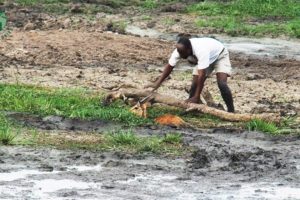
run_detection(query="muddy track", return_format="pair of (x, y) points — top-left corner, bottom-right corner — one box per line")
(1, 113), (300, 199)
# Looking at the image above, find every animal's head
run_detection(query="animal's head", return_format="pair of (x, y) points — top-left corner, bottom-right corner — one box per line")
(130, 102), (147, 118)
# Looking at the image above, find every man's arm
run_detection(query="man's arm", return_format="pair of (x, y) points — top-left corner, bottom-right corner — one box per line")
(145, 64), (174, 91)
(186, 69), (206, 103)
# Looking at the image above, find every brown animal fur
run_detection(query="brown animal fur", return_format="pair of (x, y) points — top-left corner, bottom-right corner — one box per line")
(154, 114), (185, 127)
(130, 102), (148, 118)
(130, 102), (188, 127)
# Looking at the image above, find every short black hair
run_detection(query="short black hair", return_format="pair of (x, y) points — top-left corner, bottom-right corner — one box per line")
(177, 37), (192, 49)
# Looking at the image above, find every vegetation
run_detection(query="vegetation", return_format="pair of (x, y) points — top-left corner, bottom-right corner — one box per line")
(0, 12), (6, 31)
(107, 20), (128, 34)
(20, 128), (186, 155)
(0, 84), (226, 127)
(187, 0), (300, 37)
(105, 129), (184, 154)
(162, 132), (182, 144)
(0, 84), (295, 136)
(0, 84), (150, 126)
(0, 114), (18, 145)
(246, 119), (278, 134)
(11, 0), (299, 37)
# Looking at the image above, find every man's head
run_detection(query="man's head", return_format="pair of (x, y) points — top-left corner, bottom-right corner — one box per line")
(176, 37), (192, 59)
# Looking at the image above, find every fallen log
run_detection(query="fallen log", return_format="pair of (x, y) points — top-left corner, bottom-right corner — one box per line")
(104, 89), (281, 123)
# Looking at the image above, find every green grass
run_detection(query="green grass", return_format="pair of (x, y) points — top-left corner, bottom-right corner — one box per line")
(107, 129), (139, 145)
(162, 132), (182, 144)
(2, 83), (290, 134)
(0, 114), (18, 145)
(162, 17), (176, 26)
(22, 128), (186, 155)
(188, 0), (300, 38)
(141, 0), (158, 9)
(104, 129), (184, 154)
(0, 84), (150, 126)
(14, 0), (181, 11)
(0, 84), (226, 128)
(15, 0), (70, 6)
(0, 12), (6, 31)
(141, 15), (152, 20)
(246, 119), (279, 134)
(107, 20), (128, 34)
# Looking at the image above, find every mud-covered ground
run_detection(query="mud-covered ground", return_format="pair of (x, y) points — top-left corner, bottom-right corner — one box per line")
(0, 5), (300, 200)
(1, 124), (300, 199)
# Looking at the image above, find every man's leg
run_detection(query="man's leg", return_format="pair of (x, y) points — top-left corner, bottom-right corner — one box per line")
(216, 72), (234, 113)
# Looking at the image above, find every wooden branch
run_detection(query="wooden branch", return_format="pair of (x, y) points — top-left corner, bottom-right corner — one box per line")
(104, 89), (281, 123)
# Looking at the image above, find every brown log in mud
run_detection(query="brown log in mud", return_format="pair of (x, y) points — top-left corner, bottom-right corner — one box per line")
(104, 89), (281, 123)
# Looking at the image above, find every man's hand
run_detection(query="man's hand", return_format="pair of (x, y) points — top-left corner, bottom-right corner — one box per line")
(185, 96), (200, 104)
(144, 64), (174, 92)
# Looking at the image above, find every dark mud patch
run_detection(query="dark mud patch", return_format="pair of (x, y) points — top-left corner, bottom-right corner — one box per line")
(231, 52), (300, 81)
(1, 130), (300, 199)
(251, 98), (299, 117)
(187, 130), (300, 183)
(6, 112), (121, 132)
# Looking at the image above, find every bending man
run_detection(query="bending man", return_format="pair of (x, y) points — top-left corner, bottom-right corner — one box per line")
(145, 37), (235, 113)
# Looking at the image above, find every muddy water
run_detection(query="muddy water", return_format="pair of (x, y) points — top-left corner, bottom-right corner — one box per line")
(1, 114), (300, 199)
(126, 25), (300, 61)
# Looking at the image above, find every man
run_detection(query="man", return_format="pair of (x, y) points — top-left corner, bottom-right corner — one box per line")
(145, 37), (235, 113)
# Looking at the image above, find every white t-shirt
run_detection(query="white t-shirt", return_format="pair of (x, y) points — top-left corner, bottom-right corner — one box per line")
(168, 37), (224, 69)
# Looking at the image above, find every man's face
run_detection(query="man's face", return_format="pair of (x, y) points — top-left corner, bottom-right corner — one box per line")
(176, 44), (192, 59)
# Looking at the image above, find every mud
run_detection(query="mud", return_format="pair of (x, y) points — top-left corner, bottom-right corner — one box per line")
(2, 113), (300, 199)
(1, 121), (300, 199)
(6, 112), (121, 132)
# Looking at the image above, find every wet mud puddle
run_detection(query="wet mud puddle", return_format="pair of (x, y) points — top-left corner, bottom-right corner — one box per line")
(126, 25), (300, 61)
(0, 144), (299, 199)
(1, 114), (300, 199)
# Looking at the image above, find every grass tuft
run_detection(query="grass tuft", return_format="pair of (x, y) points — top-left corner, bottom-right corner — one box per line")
(0, 114), (18, 145)
(246, 119), (278, 134)
(142, 0), (158, 9)
(104, 129), (184, 154)
(107, 129), (139, 145)
(162, 132), (182, 144)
